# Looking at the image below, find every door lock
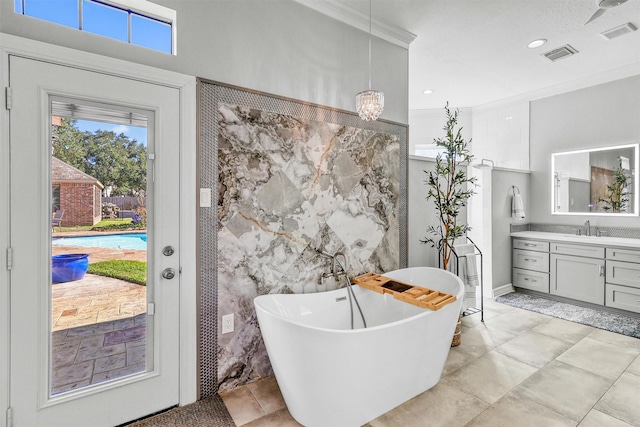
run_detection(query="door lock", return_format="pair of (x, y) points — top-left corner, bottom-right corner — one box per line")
(162, 268), (176, 279)
(162, 246), (175, 256)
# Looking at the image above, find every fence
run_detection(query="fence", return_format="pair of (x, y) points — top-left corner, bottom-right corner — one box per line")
(101, 196), (146, 219)
(102, 196), (145, 210)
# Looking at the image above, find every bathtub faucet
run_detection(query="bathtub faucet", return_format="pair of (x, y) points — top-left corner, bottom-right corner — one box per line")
(316, 249), (349, 289)
(332, 251), (347, 274)
(315, 248), (347, 275)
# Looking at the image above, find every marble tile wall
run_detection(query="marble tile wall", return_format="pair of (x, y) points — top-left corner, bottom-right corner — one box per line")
(215, 103), (401, 391)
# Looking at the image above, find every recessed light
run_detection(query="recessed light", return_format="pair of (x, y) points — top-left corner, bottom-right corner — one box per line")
(527, 39), (547, 49)
(423, 89), (433, 95)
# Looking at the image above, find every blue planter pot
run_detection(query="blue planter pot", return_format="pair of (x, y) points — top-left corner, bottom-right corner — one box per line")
(52, 253), (89, 283)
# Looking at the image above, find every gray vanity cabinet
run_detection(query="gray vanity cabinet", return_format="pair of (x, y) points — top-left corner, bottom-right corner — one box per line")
(550, 243), (605, 305)
(606, 248), (640, 314)
(512, 232), (640, 313)
(512, 239), (550, 293)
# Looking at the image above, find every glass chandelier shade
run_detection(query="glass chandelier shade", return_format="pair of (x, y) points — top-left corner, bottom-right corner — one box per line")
(356, 89), (384, 121)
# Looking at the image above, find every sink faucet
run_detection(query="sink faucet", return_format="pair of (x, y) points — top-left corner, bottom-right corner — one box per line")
(584, 219), (591, 236)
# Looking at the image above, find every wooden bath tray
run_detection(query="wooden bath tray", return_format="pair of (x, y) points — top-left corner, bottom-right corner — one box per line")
(352, 273), (456, 311)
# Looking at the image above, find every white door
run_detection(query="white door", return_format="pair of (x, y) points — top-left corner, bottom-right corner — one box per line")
(8, 55), (181, 426)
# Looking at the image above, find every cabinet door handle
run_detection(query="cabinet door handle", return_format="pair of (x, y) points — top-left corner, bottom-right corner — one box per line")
(599, 265), (604, 277)
(523, 243), (535, 247)
(524, 278), (537, 283)
(524, 258), (537, 262)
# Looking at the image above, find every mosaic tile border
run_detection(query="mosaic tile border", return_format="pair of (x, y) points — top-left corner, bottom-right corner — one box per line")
(197, 79), (408, 397)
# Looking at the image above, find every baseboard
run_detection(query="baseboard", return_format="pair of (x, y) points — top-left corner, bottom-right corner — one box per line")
(493, 283), (515, 298)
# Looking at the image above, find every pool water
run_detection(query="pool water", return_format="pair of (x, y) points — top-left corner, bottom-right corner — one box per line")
(52, 233), (147, 250)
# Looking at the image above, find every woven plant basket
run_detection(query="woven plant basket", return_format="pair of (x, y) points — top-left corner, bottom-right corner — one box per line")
(451, 314), (462, 347)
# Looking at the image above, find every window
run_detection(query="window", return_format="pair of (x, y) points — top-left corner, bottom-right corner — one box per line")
(14, 0), (176, 54)
(414, 144), (446, 159)
(52, 184), (60, 213)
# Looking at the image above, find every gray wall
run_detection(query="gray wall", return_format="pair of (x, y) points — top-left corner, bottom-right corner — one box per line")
(491, 169), (530, 289)
(408, 157), (439, 267)
(529, 74), (640, 226)
(0, 0), (409, 124)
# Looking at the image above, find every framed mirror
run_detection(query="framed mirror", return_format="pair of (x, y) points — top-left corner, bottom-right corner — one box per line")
(552, 143), (638, 216)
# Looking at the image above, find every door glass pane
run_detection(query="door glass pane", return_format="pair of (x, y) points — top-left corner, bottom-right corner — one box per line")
(50, 101), (150, 396)
(82, 0), (128, 42)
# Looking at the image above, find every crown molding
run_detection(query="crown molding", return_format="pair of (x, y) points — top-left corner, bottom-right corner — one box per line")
(292, 0), (416, 49)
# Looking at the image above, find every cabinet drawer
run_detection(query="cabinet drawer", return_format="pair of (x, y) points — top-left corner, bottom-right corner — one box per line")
(606, 284), (640, 314)
(513, 249), (549, 273)
(550, 242), (604, 259)
(513, 268), (549, 293)
(606, 260), (640, 289)
(512, 239), (549, 252)
(606, 247), (640, 263)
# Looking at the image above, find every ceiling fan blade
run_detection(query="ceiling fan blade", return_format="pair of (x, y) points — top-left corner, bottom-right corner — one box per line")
(585, 8), (606, 25)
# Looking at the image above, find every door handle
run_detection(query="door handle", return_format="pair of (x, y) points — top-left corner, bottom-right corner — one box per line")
(162, 268), (176, 279)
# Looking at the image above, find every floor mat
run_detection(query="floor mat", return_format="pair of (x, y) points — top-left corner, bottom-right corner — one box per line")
(123, 394), (235, 427)
(496, 292), (640, 339)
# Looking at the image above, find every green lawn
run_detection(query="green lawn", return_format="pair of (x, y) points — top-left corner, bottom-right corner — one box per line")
(88, 260), (147, 285)
(56, 218), (135, 232)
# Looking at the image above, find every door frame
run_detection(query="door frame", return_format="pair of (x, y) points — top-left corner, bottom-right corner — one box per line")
(0, 34), (197, 426)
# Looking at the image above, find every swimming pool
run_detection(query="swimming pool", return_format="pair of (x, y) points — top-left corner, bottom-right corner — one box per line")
(52, 233), (147, 250)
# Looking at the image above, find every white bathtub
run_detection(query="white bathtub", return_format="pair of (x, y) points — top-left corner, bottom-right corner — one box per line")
(254, 267), (464, 427)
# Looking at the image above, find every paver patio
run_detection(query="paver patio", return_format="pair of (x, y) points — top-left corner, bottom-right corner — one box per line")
(52, 273), (146, 331)
(50, 238), (148, 394)
(52, 314), (147, 394)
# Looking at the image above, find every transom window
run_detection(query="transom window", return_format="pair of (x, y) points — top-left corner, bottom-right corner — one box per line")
(14, 0), (175, 54)
(414, 144), (446, 159)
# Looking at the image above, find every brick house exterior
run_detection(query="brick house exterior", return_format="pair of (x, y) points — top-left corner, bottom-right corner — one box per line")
(52, 156), (104, 226)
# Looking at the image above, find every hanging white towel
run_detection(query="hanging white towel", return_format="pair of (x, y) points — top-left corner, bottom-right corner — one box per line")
(512, 194), (525, 220)
(620, 156), (630, 170)
(463, 254), (479, 288)
(453, 243), (479, 310)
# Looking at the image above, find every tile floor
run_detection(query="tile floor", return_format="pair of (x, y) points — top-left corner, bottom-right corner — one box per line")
(220, 298), (640, 426)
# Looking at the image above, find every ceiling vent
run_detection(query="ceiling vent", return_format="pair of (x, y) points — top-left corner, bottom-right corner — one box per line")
(542, 45), (579, 62)
(601, 23), (638, 40)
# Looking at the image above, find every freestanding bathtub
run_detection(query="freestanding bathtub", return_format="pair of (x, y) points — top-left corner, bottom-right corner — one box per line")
(254, 267), (464, 427)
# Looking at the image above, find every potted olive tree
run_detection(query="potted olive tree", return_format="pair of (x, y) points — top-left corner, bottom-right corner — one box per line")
(421, 103), (477, 347)
(421, 103), (477, 270)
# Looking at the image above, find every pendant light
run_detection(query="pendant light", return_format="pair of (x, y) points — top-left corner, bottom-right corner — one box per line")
(356, 0), (384, 121)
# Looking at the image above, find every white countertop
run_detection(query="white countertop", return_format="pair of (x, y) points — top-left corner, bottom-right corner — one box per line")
(511, 231), (640, 249)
